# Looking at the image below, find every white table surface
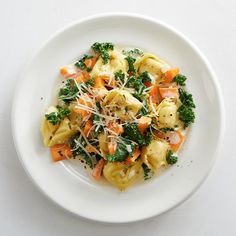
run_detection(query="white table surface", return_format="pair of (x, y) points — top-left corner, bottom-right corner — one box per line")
(1, 0), (235, 235)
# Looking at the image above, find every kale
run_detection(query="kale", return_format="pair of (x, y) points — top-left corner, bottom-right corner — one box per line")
(93, 114), (103, 135)
(45, 106), (70, 125)
(58, 79), (79, 103)
(122, 48), (143, 58)
(166, 150), (178, 165)
(85, 77), (94, 87)
(74, 54), (93, 71)
(126, 76), (146, 95)
(123, 123), (152, 146)
(178, 88), (196, 128)
(173, 74), (187, 86)
(142, 163), (153, 180)
(69, 134), (94, 168)
(160, 127), (175, 133)
(179, 88), (195, 108)
(106, 140), (135, 162)
(139, 71), (152, 83)
(91, 42), (114, 64)
(125, 56), (136, 74)
(139, 98), (149, 116)
(114, 70), (125, 83)
(178, 105), (195, 128)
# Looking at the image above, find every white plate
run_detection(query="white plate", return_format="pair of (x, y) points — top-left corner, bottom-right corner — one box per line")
(12, 13), (224, 223)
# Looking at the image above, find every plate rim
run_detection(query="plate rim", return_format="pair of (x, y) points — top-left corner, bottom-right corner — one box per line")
(11, 12), (225, 223)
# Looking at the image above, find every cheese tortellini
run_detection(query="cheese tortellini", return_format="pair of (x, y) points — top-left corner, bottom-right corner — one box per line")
(91, 50), (127, 78)
(154, 98), (178, 128)
(103, 160), (142, 190)
(141, 139), (169, 171)
(102, 89), (143, 121)
(135, 53), (170, 78)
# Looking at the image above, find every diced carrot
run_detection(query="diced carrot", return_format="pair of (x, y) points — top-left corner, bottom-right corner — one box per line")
(94, 76), (105, 88)
(92, 158), (106, 180)
(84, 57), (97, 70)
(108, 142), (117, 155)
(159, 87), (179, 99)
(125, 148), (141, 165)
(84, 120), (93, 137)
(75, 71), (90, 83)
(85, 145), (97, 153)
(163, 68), (179, 83)
(102, 76), (117, 87)
(167, 131), (185, 152)
(144, 81), (152, 87)
(153, 130), (165, 139)
(107, 122), (124, 135)
(137, 116), (152, 134)
(50, 144), (72, 162)
(60, 66), (77, 79)
(74, 97), (92, 117)
(149, 85), (162, 103)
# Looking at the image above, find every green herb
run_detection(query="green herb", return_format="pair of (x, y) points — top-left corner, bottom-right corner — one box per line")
(179, 88), (195, 108)
(173, 74), (187, 86)
(178, 105), (195, 128)
(91, 42), (114, 64)
(74, 54), (93, 71)
(125, 56), (136, 74)
(123, 123), (152, 146)
(122, 48), (143, 58)
(106, 140), (135, 162)
(139, 98), (149, 116)
(45, 106), (70, 125)
(166, 150), (178, 165)
(59, 79), (79, 103)
(142, 163), (153, 180)
(85, 77), (94, 87)
(114, 70), (125, 83)
(160, 127), (175, 133)
(178, 88), (196, 128)
(93, 114), (103, 135)
(69, 134), (94, 168)
(139, 71), (152, 83)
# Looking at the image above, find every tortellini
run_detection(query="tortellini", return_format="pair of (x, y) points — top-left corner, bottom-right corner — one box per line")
(141, 139), (169, 171)
(98, 133), (109, 154)
(154, 98), (178, 128)
(102, 89), (142, 121)
(90, 50), (127, 78)
(103, 160), (142, 190)
(41, 118), (77, 147)
(135, 53), (169, 78)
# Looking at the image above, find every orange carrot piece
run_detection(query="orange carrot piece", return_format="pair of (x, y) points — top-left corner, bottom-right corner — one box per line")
(167, 131), (185, 152)
(153, 130), (165, 139)
(84, 120), (93, 137)
(92, 158), (106, 180)
(84, 57), (97, 70)
(163, 68), (179, 83)
(144, 81), (152, 87)
(159, 87), (179, 99)
(75, 71), (90, 83)
(125, 148), (141, 165)
(85, 145), (97, 153)
(137, 116), (152, 134)
(107, 122), (124, 135)
(60, 66), (77, 79)
(94, 76), (105, 88)
(149, 85), (162, 103)
(74, 97), (92, 117)
(50, 144), (72, 162)
(108, 142), (117, 155)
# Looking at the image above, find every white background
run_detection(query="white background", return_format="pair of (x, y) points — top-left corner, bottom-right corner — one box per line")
(0, 0), (235, 235)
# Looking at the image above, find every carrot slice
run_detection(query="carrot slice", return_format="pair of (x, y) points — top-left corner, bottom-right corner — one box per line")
(74, 97), (92, 117)
(167, 131), (185, 152)
(149, 85), (162, 103)
(92, 158), (106, 180)
(159, 87), (179, 99)
(163, 68), (179, 83)
(107, 122), (124, 135)
(144, 81), (152, 87)
(125, 148), (141, 165)
(84, 120), (93, 137)
(84, 57), (97, 70)
(153, 130), (165, 139)
(94, 76), (105, 88)
(137, 116), (152, 134)
(108, 142), (117, 155)
(75, 71), (90, 83)
(60, 66), (77, 79)
(50, 144), (72, 162)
